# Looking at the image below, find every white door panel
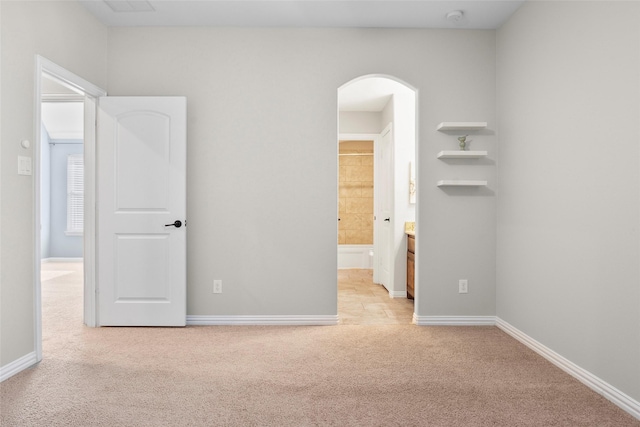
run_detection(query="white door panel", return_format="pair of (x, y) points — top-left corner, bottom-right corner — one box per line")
(115, 234), (170, 300)
(115, 112), (171, 209)
(98, 96), (186, 326)
(377, 124), (393, 290)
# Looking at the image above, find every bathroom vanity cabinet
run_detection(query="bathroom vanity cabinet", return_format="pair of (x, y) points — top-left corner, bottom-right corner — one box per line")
(407, 234), (415, 299)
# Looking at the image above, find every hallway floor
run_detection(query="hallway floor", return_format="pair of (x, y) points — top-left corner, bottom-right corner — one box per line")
(338, 269), (414, 325)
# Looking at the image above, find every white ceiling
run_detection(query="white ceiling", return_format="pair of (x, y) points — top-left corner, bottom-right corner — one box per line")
(42, 103), (84, 140)
(80, 0), (525, 29)
(339, 77), (414, 112)
(74, 1), (524, 115)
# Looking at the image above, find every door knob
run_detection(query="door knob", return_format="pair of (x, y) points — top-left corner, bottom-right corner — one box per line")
(165, 220), (182, 228)
(384, 218), (390, 222)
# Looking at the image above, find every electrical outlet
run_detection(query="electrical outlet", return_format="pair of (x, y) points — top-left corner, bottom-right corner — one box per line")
(458, 279), (468, 294)
(213, 280), (222, 294)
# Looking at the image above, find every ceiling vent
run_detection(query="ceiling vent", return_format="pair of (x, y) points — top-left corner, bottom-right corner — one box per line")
(104, 0), (155, 13)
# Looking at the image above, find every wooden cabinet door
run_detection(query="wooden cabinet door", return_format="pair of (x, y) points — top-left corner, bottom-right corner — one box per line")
(407, 250), (415, 299)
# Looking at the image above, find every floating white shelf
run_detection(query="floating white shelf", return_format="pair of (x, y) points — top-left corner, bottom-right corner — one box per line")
(437, 122), (487, 131)
(437, 150), (488, 159)
(437, 180), (487, 187)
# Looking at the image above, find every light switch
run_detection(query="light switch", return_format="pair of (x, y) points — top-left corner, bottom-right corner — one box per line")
(18, 156), (32, 176)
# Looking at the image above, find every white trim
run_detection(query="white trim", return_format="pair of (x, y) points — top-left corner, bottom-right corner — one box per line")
(40, 57), (105, 97)
(414, 315), (496, 326)
(41, 257), (83, 263)
(496, 317), (640, 421)
(0, 352), (38, 382)
(388, 290), (407, 298)
(42, 93), (85, 103)
(187, 315), (339, 326)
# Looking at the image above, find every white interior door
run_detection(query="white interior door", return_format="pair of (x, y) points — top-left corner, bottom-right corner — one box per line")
(97, 97), (186, 326)
(377, 125), (393, 290)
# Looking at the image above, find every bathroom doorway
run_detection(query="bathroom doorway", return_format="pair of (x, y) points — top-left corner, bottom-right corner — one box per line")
(338, 139), (375, 269)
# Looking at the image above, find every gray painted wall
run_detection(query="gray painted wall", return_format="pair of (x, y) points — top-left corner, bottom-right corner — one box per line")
(106, 27), (497, 318)
(496, 1), (640, 401)
(49, 141), (83, 258)
(0, 1), (107, 366)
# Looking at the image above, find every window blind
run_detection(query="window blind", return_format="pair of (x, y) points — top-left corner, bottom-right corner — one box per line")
(66, 153), (84, 235)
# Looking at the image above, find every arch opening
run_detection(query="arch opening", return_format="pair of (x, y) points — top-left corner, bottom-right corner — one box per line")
(337, 74), (419, 324)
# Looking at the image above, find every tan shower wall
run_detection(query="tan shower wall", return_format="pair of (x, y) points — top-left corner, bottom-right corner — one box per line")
(339, 141), (374, 245)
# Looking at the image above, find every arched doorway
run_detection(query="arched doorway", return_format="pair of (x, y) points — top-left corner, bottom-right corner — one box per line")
(337, 75), (418, 324)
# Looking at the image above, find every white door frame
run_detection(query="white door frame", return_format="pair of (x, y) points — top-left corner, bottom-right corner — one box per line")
(34, 56), (106, 361)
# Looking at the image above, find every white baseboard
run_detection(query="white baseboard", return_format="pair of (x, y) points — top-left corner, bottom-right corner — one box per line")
(389, 290), (407, 298)
(496, 317), (640, 421)
(187, 315), (339, 326)
(414, 315), (496, 326)
(0, 352), (38, 382)
(42, 257), (83, 263)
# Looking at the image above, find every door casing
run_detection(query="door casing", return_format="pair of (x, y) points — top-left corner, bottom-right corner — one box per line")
(34, 56), (106, 361)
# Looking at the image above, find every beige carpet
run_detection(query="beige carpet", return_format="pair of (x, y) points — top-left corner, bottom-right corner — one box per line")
(1, 263), (639, 426)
